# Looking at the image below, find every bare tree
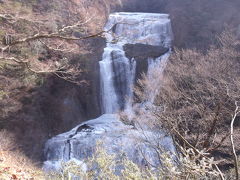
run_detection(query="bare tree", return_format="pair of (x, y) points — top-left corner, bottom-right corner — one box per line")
(0, 8), (111, 84)
(133, 31), (240, 177)
(231, 102), (239, 180)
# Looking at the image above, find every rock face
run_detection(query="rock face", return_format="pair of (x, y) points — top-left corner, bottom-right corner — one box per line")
(41, 37), (106, 133)
(44, 114), (175, 170)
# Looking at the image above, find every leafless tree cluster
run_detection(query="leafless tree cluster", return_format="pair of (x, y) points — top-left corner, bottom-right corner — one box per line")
(155, 31), (239, 148)
(0, 8), (109, 84)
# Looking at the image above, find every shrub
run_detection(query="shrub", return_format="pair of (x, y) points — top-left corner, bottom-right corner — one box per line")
(46, 142), (223, 179)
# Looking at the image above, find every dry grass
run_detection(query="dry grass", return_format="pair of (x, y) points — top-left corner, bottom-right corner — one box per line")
(0, 130), (44, 179)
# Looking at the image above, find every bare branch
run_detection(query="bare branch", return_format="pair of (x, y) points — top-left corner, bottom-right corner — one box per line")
(0, 13), (15, 21)
(173, 128), (225, 180)
(230, 101), (239, 180)
(3, 31), (103, 47)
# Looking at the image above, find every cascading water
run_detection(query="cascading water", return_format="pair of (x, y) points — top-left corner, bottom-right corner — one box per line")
(99, 13), (172, 114)
(99, 44), (136, 113)
(146, 52), (171, 104)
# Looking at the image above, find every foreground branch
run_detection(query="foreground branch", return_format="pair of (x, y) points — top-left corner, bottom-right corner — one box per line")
(172, 128), (225, 180)
(231, 102), (239, 180)
(4, 31), (104, 47)
(1, 24), (115, 52)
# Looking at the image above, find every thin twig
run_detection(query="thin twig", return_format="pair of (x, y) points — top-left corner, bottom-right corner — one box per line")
(172, 128), (225, 180)
(230, 101), (239, 180)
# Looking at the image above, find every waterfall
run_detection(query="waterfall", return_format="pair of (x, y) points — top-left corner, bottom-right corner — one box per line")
(99, 45), (136, 113)
(99, 12), (173, 114)
(44, 12), (175, 172)
(146, 52), (171, 104)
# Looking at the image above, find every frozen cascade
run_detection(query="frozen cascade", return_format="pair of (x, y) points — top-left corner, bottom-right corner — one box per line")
(147, 52), (171, 104)
(100, 12), (173, 114)
(44, 12), (174, 172)
(99, 45), (136, 113)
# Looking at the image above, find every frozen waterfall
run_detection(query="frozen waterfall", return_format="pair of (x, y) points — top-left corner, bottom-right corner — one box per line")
(44, 12), (175, 173)
(99, 12), (173, 114)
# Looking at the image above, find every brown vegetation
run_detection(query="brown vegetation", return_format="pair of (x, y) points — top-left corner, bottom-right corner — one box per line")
(0, 0), (114, 84)
(134, 31), (240, 178)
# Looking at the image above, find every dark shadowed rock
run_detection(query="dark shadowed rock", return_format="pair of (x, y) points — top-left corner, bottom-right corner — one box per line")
(40, 37), (106, 134)
(124, 43), (169, 59)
